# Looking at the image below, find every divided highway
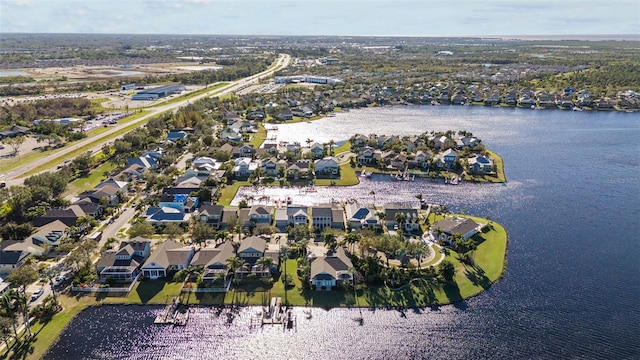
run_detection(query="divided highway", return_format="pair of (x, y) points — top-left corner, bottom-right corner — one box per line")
(5, 54), (290, 186)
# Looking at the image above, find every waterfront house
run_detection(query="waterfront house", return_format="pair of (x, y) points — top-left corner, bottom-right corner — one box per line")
(275, 109), (293, 121)
(435, 148), (458, 170)
(344, 201), (379, 229)
(239, 205), (273, 228)
(191, 241), (235, 283)
(286, 159), (312, 180)
(468, 155), (494, 174)
(260, 157), (279, 177)
(233, 157), (258, 178)
(314, 157), (340, 176)
(141, 239), (194, 279)
(311, 206), (331, 232)
(287, 205), (310, 227)
(357, 147), (376, 164)
(96, 238), (151, 282)
(430, 217), (482, 245)
(309, 143), (325, 158)
(274, 208), (288, 231)
(310, 247), (353, 290)
(236, 236), (270, 278)
(383, 203), (420, 232)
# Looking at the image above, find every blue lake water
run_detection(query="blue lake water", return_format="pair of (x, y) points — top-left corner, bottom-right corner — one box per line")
(46, 106), (640, 359)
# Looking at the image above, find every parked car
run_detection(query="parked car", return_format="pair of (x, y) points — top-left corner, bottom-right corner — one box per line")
(53, 276), (66, 287)
(30, 288), (44, 302)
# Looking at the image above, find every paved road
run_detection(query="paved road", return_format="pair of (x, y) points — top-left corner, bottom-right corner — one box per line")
(4, 54), (291, 187)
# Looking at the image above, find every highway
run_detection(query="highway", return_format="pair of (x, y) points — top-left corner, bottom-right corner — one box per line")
(4, 53), (290, 186)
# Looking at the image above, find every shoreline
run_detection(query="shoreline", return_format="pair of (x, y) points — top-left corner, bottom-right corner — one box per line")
(30, 215), (507, 359)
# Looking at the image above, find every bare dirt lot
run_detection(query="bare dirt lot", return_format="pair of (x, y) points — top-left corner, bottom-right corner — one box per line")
(12, 62), (211, 82)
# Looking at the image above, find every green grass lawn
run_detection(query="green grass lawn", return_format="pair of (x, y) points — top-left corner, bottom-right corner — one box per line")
(315, 164), (360, 186)
(63, 161), (117, 197)
(217, 180), (251, 206)
(248, 123), (267, 148)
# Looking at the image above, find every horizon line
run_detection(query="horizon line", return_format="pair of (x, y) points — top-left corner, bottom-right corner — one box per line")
(1, 32), (638, 41)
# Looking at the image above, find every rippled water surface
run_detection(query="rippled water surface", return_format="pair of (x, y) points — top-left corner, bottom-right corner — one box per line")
(46, 106), (640, 359)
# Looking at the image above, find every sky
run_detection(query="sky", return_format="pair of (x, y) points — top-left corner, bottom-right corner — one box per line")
(1, 0), (638, 37)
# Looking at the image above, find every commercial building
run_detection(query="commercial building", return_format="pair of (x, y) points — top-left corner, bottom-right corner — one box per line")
(132, 85), (186, 101)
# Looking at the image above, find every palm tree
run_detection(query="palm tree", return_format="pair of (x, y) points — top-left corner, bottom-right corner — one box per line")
(344, 232), (359, 253)
(394, 212), (407, 231)
(306, 138), (313, 148)
(226, 256), (245, 280)
(323, 232), (337, 251)
(328, 139), (335, 155)
(256, 257), (273, 277)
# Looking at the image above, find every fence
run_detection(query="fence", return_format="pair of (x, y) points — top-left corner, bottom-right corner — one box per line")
(71, 273), (140, 293)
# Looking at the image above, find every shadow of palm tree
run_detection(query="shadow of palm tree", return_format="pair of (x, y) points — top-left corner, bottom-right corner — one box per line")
(464, 265), (491, 289)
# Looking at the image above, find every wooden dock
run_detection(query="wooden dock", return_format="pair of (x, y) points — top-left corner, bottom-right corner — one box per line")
(154, 296), (189, 326)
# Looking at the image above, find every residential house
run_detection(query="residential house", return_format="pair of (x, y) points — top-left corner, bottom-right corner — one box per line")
(28, 220), (67, 248)
(220, 127), (242, 142)
(126, 154), (157, 170)
(32, 204), (91, 227)
(0, 239), (44, 274)
(383, 203), (420, 232)
(286, 159), (312, 180)
(262, 143), (279, 156)
(145, 206), (190, 224)
(351, 134), (369, 147)
(309, 247), (353, 290)
(95, 178), (128, 198)
(275, 109), (293, 121)
(344, 201), (379, 229)
(309, 143), (325, 159)
(287, 205), (309, 227)
(236, 236), (270, 278)
(314, 157), (339, 176)
(96, 238), (151, 282)
(233, 157), (258, 178)
(260, 157), (279, 177)
(357, 146), (376, 164)
(159, 194), (199, 213)
(166, 130), (188, 143)
(239, 205), (273, 228)
(191, 241), (235, 283)
(274, 208), (289, 231)
(435, 148), (458, 170)
(430, 217), (482, 245)
(467, 155), (494, 174)
(141, 239), (194, 279)
(199, 204), (225, 229)
(311, 205), (332, 232)
(192, 157), (220, 170)
(408, 150), (430, 169)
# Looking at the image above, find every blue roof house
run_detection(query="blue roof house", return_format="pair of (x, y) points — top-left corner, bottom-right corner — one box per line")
(159, 194), (199, 213)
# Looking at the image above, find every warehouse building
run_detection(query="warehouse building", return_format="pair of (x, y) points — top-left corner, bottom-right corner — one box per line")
(132, 84), (186, 101)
